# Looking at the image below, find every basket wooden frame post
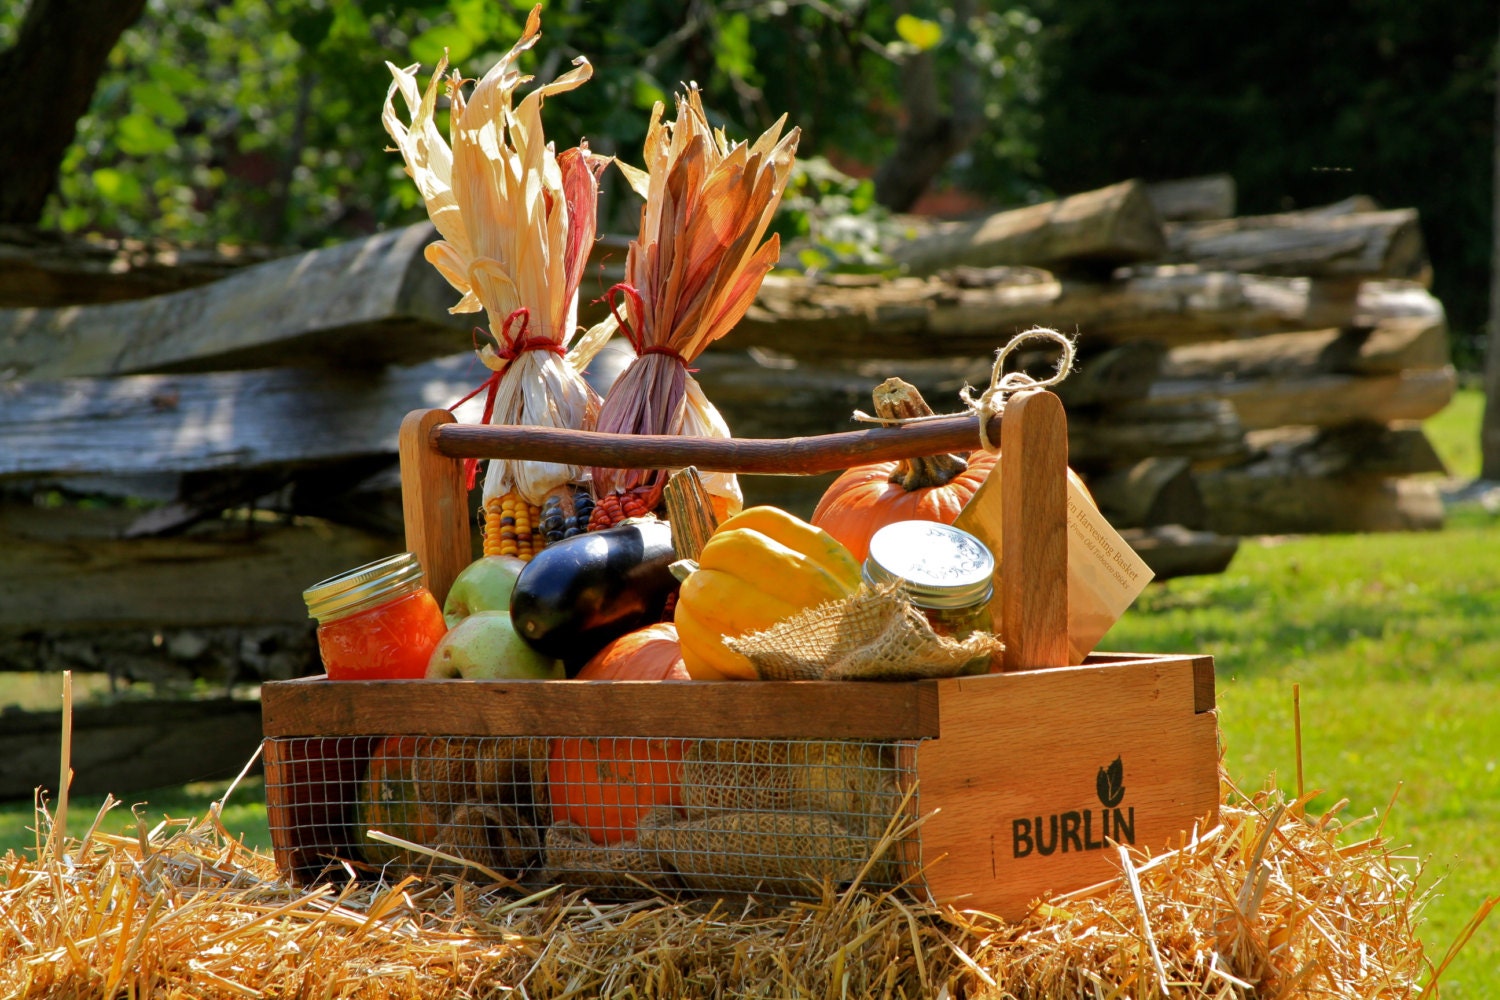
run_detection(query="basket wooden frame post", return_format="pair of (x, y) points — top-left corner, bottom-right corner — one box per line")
(399, 408), (472, 607)
(396, 389), (1071, 670)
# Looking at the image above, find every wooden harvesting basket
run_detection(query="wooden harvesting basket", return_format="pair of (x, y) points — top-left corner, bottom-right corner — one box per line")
(261, 390), (1220, 919)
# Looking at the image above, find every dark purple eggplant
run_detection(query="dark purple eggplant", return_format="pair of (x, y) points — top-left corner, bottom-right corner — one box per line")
(509, 520), (678, 672)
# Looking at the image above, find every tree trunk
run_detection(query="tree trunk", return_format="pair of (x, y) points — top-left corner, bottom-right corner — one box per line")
(872, 0), (983, 212)
(0, 0), (148, 224)
(1483, 25), (1500, 479)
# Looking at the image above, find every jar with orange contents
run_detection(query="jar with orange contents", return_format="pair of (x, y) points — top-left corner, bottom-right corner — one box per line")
(303, 553), (449, 680)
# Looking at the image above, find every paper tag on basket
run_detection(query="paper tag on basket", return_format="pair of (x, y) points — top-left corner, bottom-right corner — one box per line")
(955, 474), (1153, 665)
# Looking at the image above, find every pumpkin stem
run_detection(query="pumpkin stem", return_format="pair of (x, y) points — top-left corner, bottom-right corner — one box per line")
(870, 378), (969, 491)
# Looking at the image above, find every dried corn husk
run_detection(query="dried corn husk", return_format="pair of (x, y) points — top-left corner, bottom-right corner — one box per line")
(384, 6), (612, 504)
(592, 88), (800, 506)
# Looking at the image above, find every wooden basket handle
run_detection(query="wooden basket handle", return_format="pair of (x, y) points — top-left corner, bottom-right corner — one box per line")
(399, 391), (1069, 671)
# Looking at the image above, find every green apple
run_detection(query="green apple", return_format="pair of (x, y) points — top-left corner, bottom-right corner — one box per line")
(425, 611), (564, 680)
(443, 555), (528, 628)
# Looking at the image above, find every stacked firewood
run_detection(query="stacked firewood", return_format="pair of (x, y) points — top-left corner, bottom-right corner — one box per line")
(692, 175), (1453, 577)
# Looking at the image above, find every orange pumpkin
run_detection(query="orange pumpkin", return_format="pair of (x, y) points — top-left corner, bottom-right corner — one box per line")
(547, 623), (689, 844)
(811, 378), (1004, 562)
(574, 621), (690, 680)
(812, 448), (997, 563)
(356, 735), (445, 868)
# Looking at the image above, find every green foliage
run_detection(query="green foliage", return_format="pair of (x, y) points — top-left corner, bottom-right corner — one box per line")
(774, 157), (901, 276)
(33, 0), (1047, 249)
(1029, 0), (1499, 364)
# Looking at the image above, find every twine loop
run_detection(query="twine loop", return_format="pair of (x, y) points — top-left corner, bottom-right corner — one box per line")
(961, 327), (1075, 451)
(852, 327), (1076, 452)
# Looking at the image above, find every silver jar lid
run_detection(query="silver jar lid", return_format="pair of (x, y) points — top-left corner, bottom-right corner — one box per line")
(862, 521), (994, 609)
(303, 552), (427, 623)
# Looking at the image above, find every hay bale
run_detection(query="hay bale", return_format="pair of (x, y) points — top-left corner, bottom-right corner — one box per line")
(2, 784), (1464, 999)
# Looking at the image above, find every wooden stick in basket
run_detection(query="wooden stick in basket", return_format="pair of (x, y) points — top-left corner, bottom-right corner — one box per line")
(429, 411), (1007, 475)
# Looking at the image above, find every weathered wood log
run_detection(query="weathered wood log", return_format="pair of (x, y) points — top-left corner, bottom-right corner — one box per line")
(1163, 208), (1428, 280)
(737, 269), (1442, 359)
(0, 354), (487, 481)
(1197, 468), (1444, 536)
(1117, 525), (1240, 580)
(0, 224), (282, 308)
(1145, 175), (1235, 222)
(1150, 365), (1457, 431)
(1160, 314), (1449, 382)
(0, 222), (472, 379)
(0, 698), (265, 799)
(1049, 341), (1165, 408)
(0, 502), (404, 635)
(888, 179), (1167, 276)
(695, 349), (1241, 469)
(1086, 457), (1207, 529)
(1068, 397), (1248, 465)
(1240, 422), (1448, 478)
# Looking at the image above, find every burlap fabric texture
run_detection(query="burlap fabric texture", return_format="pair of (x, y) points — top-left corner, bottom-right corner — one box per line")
(723, 585), (1000, 681)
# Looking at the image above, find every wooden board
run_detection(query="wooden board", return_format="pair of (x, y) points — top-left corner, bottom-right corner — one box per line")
(1160, 315), (1449, 381)
(1145, 175), (1235, 222)
(1150, 365), (1457, 431)
(0, 354), (487, 481)
(1163, 207), (1427, 280)
(0, 223), (471, 379)
(1198, 469), (1445, 536)
(1, 697), (264, 799)
(1119, 526), (1240, 580)
(736, 269), (1428, 360)
(261, 674), (942, 740)
(889, 180), (1166, 275)
(0, 502), (395, 633)
(909, 655), (1219, 918)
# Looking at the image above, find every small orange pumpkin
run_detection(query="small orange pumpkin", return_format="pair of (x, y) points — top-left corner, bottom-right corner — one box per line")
(547, 623), (689, 844)
(812, 379), (999, 562)
(574, 621), (691, 681)
(356, 735), (445, 868)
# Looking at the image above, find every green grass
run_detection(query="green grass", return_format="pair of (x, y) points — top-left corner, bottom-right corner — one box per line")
(0, 388), (1493, 993)
(1426, 385), (1485, 480)
(1104, 527), (1500, 996)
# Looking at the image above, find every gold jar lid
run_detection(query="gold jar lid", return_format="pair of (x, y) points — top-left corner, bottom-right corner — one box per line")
(303, 552), (427, 623)
(862, 521), (994, 609)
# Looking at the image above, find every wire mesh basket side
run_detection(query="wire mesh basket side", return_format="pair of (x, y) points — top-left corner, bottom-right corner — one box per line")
(264, 733), (921, 898)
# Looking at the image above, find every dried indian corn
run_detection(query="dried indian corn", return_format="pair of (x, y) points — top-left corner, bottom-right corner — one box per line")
(483, 493), (542, 560)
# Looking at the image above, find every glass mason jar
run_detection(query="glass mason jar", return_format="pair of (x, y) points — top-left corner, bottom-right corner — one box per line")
(303, 552), (449, 680)
(861, 520), (996, 673)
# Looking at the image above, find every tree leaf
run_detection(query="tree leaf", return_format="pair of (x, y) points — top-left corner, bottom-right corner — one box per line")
(115, 113), (175, 156)
(895, 14), (942, 52)
(410, 23), (476, 67)
(91, 168), (144, 208)
(129, 81), (188, 127)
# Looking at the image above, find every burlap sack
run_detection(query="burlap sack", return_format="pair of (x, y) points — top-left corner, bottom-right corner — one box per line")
(723, 586), (1000, 681)
(638, 809), (867, 895)
(539, 820), (681, 896)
